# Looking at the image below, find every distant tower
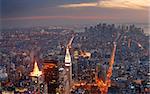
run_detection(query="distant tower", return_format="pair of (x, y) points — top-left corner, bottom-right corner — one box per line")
(65, 47), (72, 94)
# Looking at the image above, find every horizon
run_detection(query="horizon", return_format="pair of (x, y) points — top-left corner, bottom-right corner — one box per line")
(1, 0), (149, 28)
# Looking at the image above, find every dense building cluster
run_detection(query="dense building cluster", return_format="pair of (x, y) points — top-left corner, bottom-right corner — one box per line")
(0, 23), (149, 94)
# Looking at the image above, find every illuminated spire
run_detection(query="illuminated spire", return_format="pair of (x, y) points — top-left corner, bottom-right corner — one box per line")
(30, 61), (42, 77)
(65, 47), (71, 66)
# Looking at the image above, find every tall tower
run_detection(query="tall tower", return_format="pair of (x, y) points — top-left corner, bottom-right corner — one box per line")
(64, 35), (74, 94)
(30, 61), (43, 93)
(65, 47), (71, 67)
(65, 47), (72, 94)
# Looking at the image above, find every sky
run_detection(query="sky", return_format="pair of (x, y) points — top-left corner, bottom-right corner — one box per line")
(0, 0), (149, 27)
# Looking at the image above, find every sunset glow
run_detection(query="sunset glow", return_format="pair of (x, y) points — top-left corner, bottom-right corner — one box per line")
(59, 0), (149, 10)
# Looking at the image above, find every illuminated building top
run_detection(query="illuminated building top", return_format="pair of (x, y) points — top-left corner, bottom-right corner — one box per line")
(65, 47), (71, 66)
(30, 61), (42, 77)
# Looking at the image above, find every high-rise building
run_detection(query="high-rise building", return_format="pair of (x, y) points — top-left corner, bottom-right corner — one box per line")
(73, 49), (79, 80)
(96, 63), (106, 82)
(43, 60), (59, 94)
(64, 47), (72, 94)
(0, 66), (8, 81)
(65, 47), (71, 67)
(30, 60), (43, 93)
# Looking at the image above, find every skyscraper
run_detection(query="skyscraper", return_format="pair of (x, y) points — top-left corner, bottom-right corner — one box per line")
(64, 47), (72, 94)
(43, 60), (59, 94)
(30, 60), (43, 93)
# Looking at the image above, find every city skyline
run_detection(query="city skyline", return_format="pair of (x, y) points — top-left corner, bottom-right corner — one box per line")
(1, 0), (149, 27)
(0, 1), (149, 93)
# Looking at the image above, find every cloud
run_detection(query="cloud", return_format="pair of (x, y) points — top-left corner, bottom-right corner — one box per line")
(98, 0), (150, 9)
(58, 0), (150, 10)
(59, 2), (97, 8)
